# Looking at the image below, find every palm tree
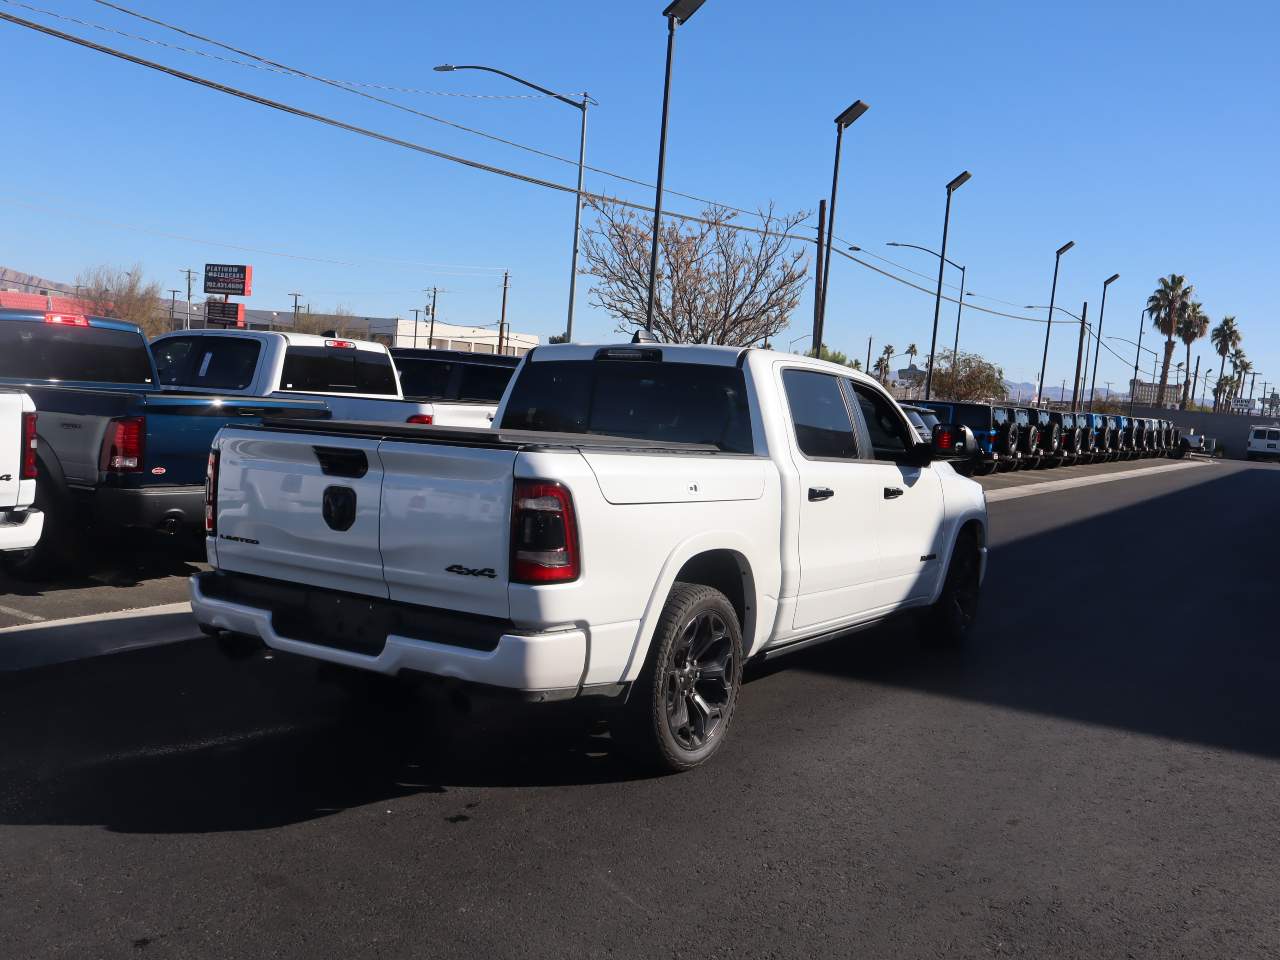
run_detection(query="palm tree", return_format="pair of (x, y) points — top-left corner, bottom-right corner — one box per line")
(1176, 301), (1209, 409)
(1231, 350), (1251, 406)
(1210, 316), (1241, 411)
(1146, 274), (1192, 407)
(905, 343), (919, 367)
(873, 354), (890, 383)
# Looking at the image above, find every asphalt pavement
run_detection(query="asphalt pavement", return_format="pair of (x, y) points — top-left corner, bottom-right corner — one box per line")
(2, 458), (1278, 958)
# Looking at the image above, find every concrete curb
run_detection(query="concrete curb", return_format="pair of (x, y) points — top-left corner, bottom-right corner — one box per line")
(0, 602), (197, 672)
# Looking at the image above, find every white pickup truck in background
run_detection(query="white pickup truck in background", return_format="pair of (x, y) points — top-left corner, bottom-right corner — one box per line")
(149, 330), (469, 425)
(192, 343), (987, 771)
(0, 390), (44, 554)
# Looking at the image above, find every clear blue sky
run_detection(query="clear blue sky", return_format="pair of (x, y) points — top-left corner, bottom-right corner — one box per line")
(1, 0), (1276, 396)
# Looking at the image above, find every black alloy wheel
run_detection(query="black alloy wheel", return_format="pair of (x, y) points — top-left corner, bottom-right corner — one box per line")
(928, 531), (981, 645)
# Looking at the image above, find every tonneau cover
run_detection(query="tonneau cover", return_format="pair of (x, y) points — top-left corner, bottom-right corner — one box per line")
(257, 417), (723, 454)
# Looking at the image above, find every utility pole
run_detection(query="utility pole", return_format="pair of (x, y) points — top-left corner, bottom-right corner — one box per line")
(412, 308), (421, 349)
(180, 268), (198, 330)
(1190, 355), (1201, 410)
(428, 287), (439, 348)
(497, 271), (510, 355)
(1129, 309), (1145, 416)
(1249, 371), (1258, 409)
(1105, 381), (1113, 402)
(811, 199), (826, 358)
(865, 336), (872, 373)
(289, 293), (302, 330)
(1071, 302), (1089, 412)
(168, 289), (180, 331)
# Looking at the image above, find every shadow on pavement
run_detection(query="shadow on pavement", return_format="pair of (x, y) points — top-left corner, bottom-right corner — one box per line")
(0, 533), (204, 598)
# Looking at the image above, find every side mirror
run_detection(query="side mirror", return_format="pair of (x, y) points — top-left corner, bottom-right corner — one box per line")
(931, 423), (976, 460)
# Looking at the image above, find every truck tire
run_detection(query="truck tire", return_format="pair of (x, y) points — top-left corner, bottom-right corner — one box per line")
(0, 478), (77, 581)
(926, 530), (981, 646)
(620, 582), (743, 773)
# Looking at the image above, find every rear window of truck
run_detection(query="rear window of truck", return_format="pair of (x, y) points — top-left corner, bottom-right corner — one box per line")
(153, 336), (261, 390)
(280, 346), (398, 396)
(501, 359), (753, 452)
(396, 357), (514, 402)
(0, 320), (153, 384)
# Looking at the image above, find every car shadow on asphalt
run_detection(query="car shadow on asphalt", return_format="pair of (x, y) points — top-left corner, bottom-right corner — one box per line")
(0, 534), (205, 598)
(778, 468), (1280, 763)
(0, 639), (650, 834)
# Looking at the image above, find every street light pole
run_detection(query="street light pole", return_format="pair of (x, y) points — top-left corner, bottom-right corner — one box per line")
(924, 171), (970, 400)
(643, 0), (706, 334)
(1129, 309), (1146, 416)
(434, 63), (591, 342)
(1088, 273), (1120, 412)
(1071, 301), (1089, 411)
(290, 292), (302, 330)
(814, 99), (870, 355)
(1036, 241), (1074, 404)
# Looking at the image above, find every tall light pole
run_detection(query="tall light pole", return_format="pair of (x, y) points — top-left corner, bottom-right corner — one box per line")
(1035, 241), (1074, 403)
(814, 98), (870, 355)
(924, 171), (970, 400)
(435, 63), (591, 342)
(883, 244), (967, 363)
(1088, 273), (1120, 411)
(644, 0), (706, 334)
(1071, 301), (1089, 411)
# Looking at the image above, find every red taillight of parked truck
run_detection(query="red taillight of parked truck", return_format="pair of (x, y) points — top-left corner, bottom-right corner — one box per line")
(511, 479), (580, 584)
(204, 448), (220, 536)
(20, 411), (37, 480)
(101, 416), (145, 473)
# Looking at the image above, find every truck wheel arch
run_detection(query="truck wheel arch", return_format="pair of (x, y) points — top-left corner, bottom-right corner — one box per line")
(624, 538), (766, 684)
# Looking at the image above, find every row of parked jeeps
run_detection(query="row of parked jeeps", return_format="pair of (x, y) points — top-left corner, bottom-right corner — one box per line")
(903, 402), (1185, 475)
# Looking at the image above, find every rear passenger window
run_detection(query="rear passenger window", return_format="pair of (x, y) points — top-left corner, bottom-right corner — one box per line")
(1269, 431), (1280, 441)
(280, 347), (398, 396)
(1255, 430), (1268, 440)
(782, 370), (857, 459)
(457, 364), (514, 402)
(848, 382), (915, 461)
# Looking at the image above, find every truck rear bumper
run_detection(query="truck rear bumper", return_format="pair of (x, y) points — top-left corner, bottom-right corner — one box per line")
(90, 485), (204, 533)
(189, 573), (587, 694)
(0, 509), (44, 552)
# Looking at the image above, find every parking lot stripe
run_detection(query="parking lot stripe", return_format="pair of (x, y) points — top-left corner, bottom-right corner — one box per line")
(984, 461), (1209, 502)
(0, 603), (44, 623)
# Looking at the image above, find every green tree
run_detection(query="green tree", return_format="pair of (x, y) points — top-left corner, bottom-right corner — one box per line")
(1232, 351), (1251, 406)
(548, 332), (570, 344)
(817, 344), (861, 369)
(925, 349), (1008, 401)
(1210, 316), (1241, 411)
(905, 342), (919, 367)
(1177, 301), (1209, 409)
(1146, 274), (1192, 407)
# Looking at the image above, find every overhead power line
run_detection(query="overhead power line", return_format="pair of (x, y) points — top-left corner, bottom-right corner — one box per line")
(78, 0), (778, 223)
(1, 10), (1059, 332)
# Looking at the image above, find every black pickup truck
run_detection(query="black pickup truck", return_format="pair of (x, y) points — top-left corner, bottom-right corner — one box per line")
(0, 308), (328, 576)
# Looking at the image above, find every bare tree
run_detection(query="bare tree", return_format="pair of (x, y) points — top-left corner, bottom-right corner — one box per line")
(292, 305), (358, 337)
(75, 264), (167, 337)
(580, 202), (809, 346)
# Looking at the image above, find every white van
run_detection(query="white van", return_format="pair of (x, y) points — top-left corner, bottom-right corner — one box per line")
(1245, 425), (1280, 461)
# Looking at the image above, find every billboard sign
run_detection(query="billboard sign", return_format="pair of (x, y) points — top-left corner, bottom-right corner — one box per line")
(205, 300), (245, 327)
(203, 264), (253, 296)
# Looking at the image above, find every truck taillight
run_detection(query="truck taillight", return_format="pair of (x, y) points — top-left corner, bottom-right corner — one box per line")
(406, 414), (434, 425)
(102, 416), (145, 472)
(205, 449), (220, 536)
(324, 339), (356, 349)
(44, 312), (89, 326)
(511, 479), (580, 584)
(20, 412), (37, 480)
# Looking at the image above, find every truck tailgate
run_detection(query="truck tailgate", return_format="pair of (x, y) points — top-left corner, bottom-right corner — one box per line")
(0, 392), (23, 508)
(215, 430), (388, 598)
(213, 425), (519, 618)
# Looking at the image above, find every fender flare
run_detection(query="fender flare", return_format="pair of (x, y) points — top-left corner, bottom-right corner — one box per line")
(928, 507), (987, 606)
(619, 529), (773, 684)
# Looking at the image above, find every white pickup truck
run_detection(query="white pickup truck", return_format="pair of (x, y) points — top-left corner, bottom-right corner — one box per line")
(149, 330), (484, 426)
(192, 343), (987, 770)
(0, 390), (44, 554)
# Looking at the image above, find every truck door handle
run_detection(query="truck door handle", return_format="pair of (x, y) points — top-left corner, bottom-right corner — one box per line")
(807, 486), (834, 502)
(883, 486), (904, 500)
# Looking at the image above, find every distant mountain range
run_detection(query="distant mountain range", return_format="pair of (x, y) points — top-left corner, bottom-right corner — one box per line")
(1003, 380), (1127, 403)
(0, 266), (74, 297)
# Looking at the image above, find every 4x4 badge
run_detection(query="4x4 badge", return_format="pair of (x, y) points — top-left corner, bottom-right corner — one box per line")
(446, 564), (496, 579)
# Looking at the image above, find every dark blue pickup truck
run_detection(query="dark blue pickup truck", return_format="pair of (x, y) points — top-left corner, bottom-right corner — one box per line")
(0, 308), (329, 576)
